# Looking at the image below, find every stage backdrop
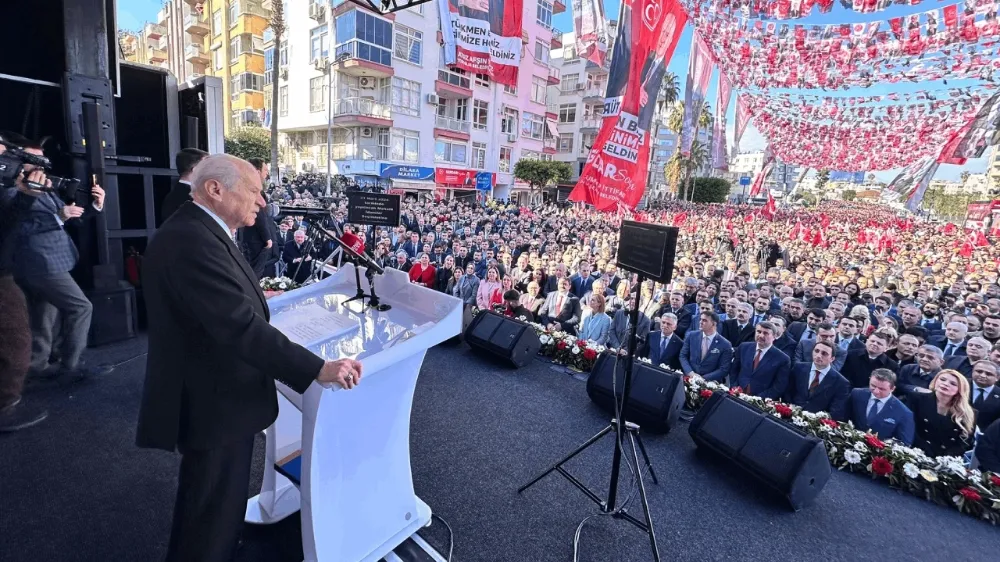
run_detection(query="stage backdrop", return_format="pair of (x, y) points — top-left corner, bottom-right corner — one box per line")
(569, 0), (688, 211)
(438, 0), (523, 86)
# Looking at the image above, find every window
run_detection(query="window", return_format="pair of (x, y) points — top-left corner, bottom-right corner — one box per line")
(279, 86), (288, 116)
(585, 73), (606, 89)
(230, 73), (264, 98)
(563, 45), (578, 62)
(434, 140), (467, 164)
(335, 10), (393, 67)
(501, 107), (519, 135)
(438, 98), (468, 121)
(264, 47), (274, 85)
(309, 76), (327, 112)
(310, 26), (329, 62)
(213, 48), (223, 70)
(390, 128), (419, 162)
(475, 73), (489, 88)
(530, 76), (547, 104)
(391, 77), (420, 117)
(279, 41), (289, 66)
(499, 147), (512, 172)
(503, 83), (517, 95)
(558, 133), (573, 153)
(331, 129), (350, 159)
(228, 1), (239, 27)
(522, 150), (542, 161)
(560, 73), (579, 92)
(472, 142), (486, 169)
(230, 34), (264, 62)
(473, 100), (488, 130)
(536, 0), (553, 28)
(318, 141), (328, 164)
(558, 103), (576, 123)
(377, 128), (390, 160)
(394, 24), (422, 65)
(213, 10), (222, 35)
(522, 112), (544, 140)
(534, 41), (550, 65)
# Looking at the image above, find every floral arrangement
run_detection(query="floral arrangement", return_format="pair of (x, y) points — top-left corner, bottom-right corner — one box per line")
(524, 324), (1000, 524)
(260, 277), (299, 298)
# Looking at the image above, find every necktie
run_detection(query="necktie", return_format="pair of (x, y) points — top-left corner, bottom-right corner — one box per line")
(809, 369), (821, 392)
(701, 336), (711, 360)
(867, 399), (881, 424)
(840, 339), (849, 351)
(805, 329), (815, 340)
(975, 388), (986, 407)
(944, 343), (954, 357)
(753, 348), (762, 370)
(660, 337), (668, 357)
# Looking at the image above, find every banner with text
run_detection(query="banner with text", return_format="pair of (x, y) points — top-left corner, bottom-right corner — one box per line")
(574, 0), (610, 65)
(679, 33), (713, 156)
(569, 0), (688, 211)
(712, 72), (732, 170)
(438, 0), (523, 86)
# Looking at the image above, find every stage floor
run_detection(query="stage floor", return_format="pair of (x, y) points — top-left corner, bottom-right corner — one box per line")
(2, 335), (998, 562)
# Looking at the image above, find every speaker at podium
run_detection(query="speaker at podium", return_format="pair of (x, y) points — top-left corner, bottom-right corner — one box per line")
(245, 265), (461, 561)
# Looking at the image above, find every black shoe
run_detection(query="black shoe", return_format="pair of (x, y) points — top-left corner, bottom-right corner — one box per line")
(0, 399), (48, 433)
(58, 363), (114, 383)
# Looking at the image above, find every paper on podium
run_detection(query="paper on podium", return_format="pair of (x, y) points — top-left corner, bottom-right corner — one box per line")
(269, 303), (358, 348)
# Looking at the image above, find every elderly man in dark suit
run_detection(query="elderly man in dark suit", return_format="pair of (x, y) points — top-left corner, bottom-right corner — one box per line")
(641, 313), (683, 371)
(841, 332), (898, 388)
(282, 229), (313, 285)
(728, 321), (791, 399)
(608, 296), (651, 351)
(945, 336), (991, 378)
(970, 359), (1000, 431)
(538, 277), (581, 335)
(679, 312), (734, 383)
(720, 302), (756, 347)
(785, 341), (851, 420)
(137, 154), (362, 562)
(895, 344), (944, 397)
(160, 148), (208, 223)
(848, 369), (915, 445)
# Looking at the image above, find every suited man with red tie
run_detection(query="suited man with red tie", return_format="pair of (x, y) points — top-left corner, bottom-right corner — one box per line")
(785, 340), (851, 420)
(727, 321), (791, 399)
(538, 277), (581, 335)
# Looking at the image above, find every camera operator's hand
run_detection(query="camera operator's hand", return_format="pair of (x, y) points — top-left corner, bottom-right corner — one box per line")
(91, 184), (105, 210)
(60, 203), (85, 221)
(14, 169), (49, 197)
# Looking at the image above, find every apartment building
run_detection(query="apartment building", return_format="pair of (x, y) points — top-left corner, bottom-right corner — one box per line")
(729, 151), (800, 194)
(275, 0), (565, 203)
(647, 119), (714, 199)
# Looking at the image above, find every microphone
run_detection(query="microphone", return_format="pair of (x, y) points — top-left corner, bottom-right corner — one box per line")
(314, 226), (385, 275)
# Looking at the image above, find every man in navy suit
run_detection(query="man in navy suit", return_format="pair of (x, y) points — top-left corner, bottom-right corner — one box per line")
(946, 337), (991, 378)
(918, 302), (943, 332)
(787, 308), (825, 342)
(679, 311), (734, 383)
(835, 317), (866, 355)
(720, 302), (755, 347)
(785, 341), (851, 420)
(848, 369), (915, 445)
(794, 323), (848, 371)
(896, 344), (944, 396)
(642, 313), (683, 371)
(727, 321), (791, 399)
(937, 321), (968, 358)
(769, 316), (798, 359)
(569, 261), (595, 299)
(970, 360), (1000, 431)
(661, 291), (693, 338)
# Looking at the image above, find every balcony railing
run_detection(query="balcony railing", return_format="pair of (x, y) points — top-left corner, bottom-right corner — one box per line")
(543, 136), (557, 150)
(334, 39), (392, 67)
(185, 44), (208, 61)
(437, 68), (471, 90)
(580, 118), (601, 130)
(184, 14), (210, 34)
(435, 115), (471, 134)
(551, 30), (563, 46)
(333, 97), (392, 119)
(238, 2), (270, 19)
(144, 22), (166, 39)
(548, 66), (561, 82)
(583, 87), (605, 99)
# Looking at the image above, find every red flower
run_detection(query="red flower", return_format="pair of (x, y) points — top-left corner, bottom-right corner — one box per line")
(556, 341), (568, 350)
(699, 389), (714, 399)
(820, 418), (839, 428)
(959, 487), (982, 502)
(870, 456), (894, 477)
(990, 474), (1000, 487)
(728, 386), (743, 396)
(774, 404), (793, 419)
(582, 348), (597, 361)
(576, 339), (588, 348)
(864, 434), (886, 450)
(683, 376), (691, 384)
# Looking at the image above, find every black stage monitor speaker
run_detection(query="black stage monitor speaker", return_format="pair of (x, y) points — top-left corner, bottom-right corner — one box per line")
(688, 393), (832, 510)
(586, 352), (685, 433)
(616, 221), (679, 284)
(464, 311), (541, 368)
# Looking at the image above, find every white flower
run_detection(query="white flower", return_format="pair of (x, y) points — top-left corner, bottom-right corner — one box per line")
(818, 424), (831, 434)
(571, 346), (581, 355)
(844, 450), (862, 464)
(539, 335), (551, 345)
(828, 446), (837, 456)
(903, 463), (920, 479)
(278, 282), (288, 289)
(853, 441), (868, 453)
(800, 411), (818, 420)
(791, 417), (808, 427)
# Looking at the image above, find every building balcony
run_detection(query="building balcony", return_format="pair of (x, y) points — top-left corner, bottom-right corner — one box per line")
(185, 14), (210, 35)
(543, 136), (557, 154)
(434, 116), (471, 141)
(547, 66), (561, 85)
(185, 44), (209, 64)
(148, 46), (167, 63)
(586, 58), (610, 74)
(435, 69), (472, 99)
(583, 87), (604, 101)
(332, 41), (394, 78)
(579, 118), (601, 131)
(551, 29), (563, 48)
(144, 22), (165, 40)
(332, 97), (393, 127)
(545, 109), (558, 121)
(554, 0), (566, 14)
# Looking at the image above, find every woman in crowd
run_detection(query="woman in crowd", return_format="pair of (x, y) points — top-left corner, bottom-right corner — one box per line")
(578, 294), (611, 346)
(408, 252), (437, 288)
(843, 282), (864, 307)
(501, 275), (515, 295)
(435, 255), (455, 293)
(850, 304), (875, 337)
(476, 266), (504, 310)
(519, 281), (546, 318)
(446, 267), (463, 298)
(910, 369), (977, 457)
(531, 268), (548, 298)
(606, 280), (631, 312)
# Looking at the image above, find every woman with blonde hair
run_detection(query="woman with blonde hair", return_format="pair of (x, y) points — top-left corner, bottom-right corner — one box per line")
(910, 369), (976, 457)
(476, 266), (503, 310)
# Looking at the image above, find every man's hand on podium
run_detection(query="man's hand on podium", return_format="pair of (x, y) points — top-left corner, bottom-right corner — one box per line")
(317, 358), (364, 389)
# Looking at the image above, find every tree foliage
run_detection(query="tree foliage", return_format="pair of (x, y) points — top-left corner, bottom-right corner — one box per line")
(690, 177), (730, 203)
(513, 160), (572, 190)
(815, 169), (830, 191)
(842, 189), (857, 201)
(922, 189), (976, 220)
(225, 127), (271, 162)
(269, 1), (285, 182)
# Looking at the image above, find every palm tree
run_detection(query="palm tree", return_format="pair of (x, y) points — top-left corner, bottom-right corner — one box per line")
(665, 101), (685, 196)
(682, 100), (712, 201)
(684, 140), (710, 201)
(657, 72), (680, 114)
(269, 1), (285, 183)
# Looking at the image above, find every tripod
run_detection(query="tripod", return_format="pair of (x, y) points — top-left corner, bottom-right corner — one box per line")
(517, 274), (661, 561)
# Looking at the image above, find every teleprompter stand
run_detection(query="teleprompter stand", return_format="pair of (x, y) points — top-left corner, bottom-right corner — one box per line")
(517, 273), (661, 562)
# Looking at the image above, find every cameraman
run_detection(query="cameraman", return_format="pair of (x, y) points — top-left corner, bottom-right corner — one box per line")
(0, 142), (48, 431)
(4, 133), (111, 384)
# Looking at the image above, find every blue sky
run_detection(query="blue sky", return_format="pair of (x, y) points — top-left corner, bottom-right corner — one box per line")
(118, 0), (989, 181)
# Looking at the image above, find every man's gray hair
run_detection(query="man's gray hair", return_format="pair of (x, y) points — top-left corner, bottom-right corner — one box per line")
(190, 154), (248, 193)
(660, 313), (678, 323)
(738, 302), (753, 314)
(968, 336), (991, 349)
(919, 344), (944, 360)
(947, 321), (969, 334)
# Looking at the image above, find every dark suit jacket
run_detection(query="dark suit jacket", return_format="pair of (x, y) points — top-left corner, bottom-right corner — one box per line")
(720, 319), (755, 347)
(643, 331), (683, 371)
(785, 363), (850, 420)
(787, 321), (812, 342)
(136, 203), (323, 452)
(160, 179), (191, 223)
(538, 291), (581, 329)
(972, 386), (1000, 431)
(773, 333), (798, 359)
(728, 343), (791, 399)
(936, 339), (967, 358)
(794, 338), (848, 372)
(662, 307), (693, 338)
(841, 350), (898, 389)
(239, 207), (274, 278)
(679, 331), (734, 382)
(896, 365), (940, 396)
(282, 240), (313, 284)
(607, 308), (651, 349)
(569, 273), (595, 299)
(848, 389), (915, 445)
(975, 418), (1000, 472)
(943, 355), (974, 378)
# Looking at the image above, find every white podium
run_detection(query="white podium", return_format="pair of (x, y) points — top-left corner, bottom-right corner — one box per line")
(245, 265), (461, 562)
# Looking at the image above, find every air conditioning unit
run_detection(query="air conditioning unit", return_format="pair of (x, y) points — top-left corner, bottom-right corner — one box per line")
(280, 68), (288, 80)
(308, 3), (326, 22)
(426, 93), (440, 105)
(359, 76), (374, 89)
(314, 58), (326, 71)
(360, 126), (373, 138)
(507, 134), (517, 143)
